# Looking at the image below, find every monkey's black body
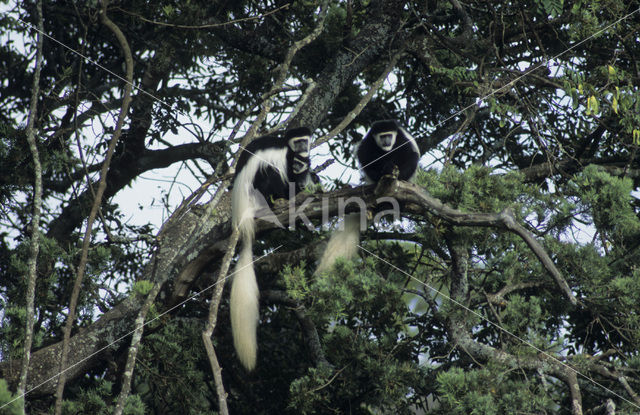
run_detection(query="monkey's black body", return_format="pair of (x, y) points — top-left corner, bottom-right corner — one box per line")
(234, 129), (310, 206)
(315, 120), (420, 276)
(357, 120), (420, 182)
(234, 134), (284, 172)
(250, 156), (310, 204)
(230, 126), (311, 371)
(252, 168), (288, 204)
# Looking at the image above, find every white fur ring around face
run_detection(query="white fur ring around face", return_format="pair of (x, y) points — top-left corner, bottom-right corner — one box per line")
(374, 131), (397, 151)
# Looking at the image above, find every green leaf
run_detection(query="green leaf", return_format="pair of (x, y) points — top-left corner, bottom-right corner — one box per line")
(162, 5), (174, 16)
(587, 95), (599, 114)
(0, 379), (23, 415)
(133, 280), (154, 296)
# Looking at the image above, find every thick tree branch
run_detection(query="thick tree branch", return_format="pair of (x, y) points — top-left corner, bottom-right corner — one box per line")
(586, 359), (640, 407)
(46, 49), (174, 243)
(312, 50), (403, 148)
(387, 180), (577, 305)
(47, 142), (226, 193)
(450, 0), (474, 41)
(445, 235), (470, 305)
(54, 2), (135, 412)
(292, 0), (408, 129)
(2, 180), (579, 397)
(18, 0), (44, 406)
(445, 313), (589, 413)
(567, 370), (584, 415)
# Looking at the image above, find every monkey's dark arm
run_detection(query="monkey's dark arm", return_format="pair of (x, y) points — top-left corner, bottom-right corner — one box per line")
(382, 160), (398, 177)
(398, 148), (420, 181)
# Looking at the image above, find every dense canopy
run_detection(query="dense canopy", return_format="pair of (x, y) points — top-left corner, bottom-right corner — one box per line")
(1, 0), (640, 414)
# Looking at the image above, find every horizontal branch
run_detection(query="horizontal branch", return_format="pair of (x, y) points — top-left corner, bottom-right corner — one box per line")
(520, 158), (640, 182)
(1, 178), (577, 394)
(375, 179), (577, 305)
(445, 314), (586, 414)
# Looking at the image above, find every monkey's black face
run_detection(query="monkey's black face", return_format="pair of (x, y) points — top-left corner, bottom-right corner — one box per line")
(374, 131), (397, 151)
(288, 136), (310, 156)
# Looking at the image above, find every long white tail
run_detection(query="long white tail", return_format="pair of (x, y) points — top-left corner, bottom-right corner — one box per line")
(315, 213), (361, 275)
(230, 235), (259, 370)
(230, 184), (260, 370)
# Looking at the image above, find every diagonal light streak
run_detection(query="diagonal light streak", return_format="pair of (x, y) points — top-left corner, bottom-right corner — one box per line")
(357, 244), (640, 410)
(13, 17), (288, 176)
(357, 7), (640, 174)
(0, 245), (282, 410)
(6, 3), (640, 409)
(15, 16), (173, 111)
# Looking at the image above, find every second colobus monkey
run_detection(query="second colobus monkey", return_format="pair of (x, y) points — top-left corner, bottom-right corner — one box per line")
(357, 119), (420, 182)
(315, 120), (420, 274)
(231, 127), (311, 370)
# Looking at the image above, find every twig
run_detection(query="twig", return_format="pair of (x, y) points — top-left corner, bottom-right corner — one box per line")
(586, 399), (616, 415)
(201, 228), (239, 415)
(390, 180), (578, 306)
(310, 365), (347, 393)
(264, 79), (317, 135)
(116, 3), (290, 29)
(201, 332), (229, 414)
(617, 375), (640, 406)
(114, 279), (162, 415)
(312, 158), (335, 175)
(496, 208), (577, 306)
(241, 0), (329, 146)
(485, 281), (545, 304)
(17, 0), (44, 408)
(53, 1), (135, 413)
(312, 51), (403, 149)
(93, 5), (142, 415)
(199, 2), (330, 409)
(169, 110), (256, 415)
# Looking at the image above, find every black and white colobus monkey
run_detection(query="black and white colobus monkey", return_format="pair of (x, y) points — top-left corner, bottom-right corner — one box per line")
(315, 120), (420, 274)
(231, 127), (311, 370)
(357, 119), (420, 182)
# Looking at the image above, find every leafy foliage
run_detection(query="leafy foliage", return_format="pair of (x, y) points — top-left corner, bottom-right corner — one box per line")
(1, 0), (640, 414)
(0, 379), (23, 415)
(61, 380), (145, 415)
